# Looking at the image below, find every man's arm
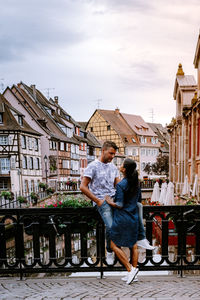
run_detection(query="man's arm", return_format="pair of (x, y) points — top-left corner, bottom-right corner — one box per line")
(80, 176), (103, 207)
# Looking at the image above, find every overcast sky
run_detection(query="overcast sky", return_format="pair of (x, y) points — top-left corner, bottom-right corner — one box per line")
(1, 0), (200, 126)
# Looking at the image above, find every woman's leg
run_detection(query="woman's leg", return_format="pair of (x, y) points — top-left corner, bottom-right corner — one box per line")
(131, 244), (138, 268)
(137, 202), (146, 241)
(110, 240), (131, 272)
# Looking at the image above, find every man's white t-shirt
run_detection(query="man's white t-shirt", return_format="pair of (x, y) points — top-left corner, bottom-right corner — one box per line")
(84, 159), (119, 200)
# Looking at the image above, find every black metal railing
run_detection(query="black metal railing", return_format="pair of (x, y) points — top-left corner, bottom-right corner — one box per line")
(1, 205), (200, 279)
(0, 191), (48, 208)
(140, 180), (154, 189)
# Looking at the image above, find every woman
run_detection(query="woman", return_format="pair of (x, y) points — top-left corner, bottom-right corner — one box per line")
(105, 158), (139, 284)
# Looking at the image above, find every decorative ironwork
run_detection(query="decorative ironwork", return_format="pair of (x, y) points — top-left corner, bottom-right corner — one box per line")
(0, 205), (200, 279)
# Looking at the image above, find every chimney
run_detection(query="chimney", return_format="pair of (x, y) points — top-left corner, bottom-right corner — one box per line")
(115, 107), (120, 115)
(30, 84), (37, 101)
(54, 96), (58, 104)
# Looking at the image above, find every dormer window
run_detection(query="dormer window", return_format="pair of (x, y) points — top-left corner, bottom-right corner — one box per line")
(0, 113), (3, 124)
(132, 138), (136, 143)
(18, 115), (23, 126)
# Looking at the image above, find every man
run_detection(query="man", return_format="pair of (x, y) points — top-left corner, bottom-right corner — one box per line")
(80, 141), (154, 265)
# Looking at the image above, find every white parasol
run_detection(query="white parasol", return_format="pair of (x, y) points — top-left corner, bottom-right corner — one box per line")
(159, 182), (168, 204)
(192, 174), (198, 197)
(164, 182), (175, 205)
(151, 182), (160, 202)
(182, 175), (190, 195)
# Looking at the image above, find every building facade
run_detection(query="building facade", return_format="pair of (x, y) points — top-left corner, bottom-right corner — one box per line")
(168, 45), (200, 194)
(0, 94), (42, 194)
(86, 108), (160, 178)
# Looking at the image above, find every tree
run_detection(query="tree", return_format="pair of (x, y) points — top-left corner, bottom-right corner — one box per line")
(152, 154), (169, 176)
(143, 154), (169, 177)
(143, 162), (153, 175)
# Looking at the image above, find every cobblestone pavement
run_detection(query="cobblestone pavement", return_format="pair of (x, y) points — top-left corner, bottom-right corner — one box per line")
(0, 275), (200, 300)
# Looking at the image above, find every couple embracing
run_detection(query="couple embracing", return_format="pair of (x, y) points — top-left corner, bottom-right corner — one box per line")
(80, 141), (154, 285)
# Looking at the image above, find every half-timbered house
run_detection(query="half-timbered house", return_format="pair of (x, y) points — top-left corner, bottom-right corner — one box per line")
(86, 108), (159, 178)
(0, 94), (42, 195)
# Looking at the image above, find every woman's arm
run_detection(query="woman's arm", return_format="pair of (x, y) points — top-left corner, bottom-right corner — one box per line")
(105, 195), (122, 209)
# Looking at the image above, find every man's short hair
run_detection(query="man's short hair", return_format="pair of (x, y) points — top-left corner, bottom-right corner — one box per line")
(102, 141), (118, 150)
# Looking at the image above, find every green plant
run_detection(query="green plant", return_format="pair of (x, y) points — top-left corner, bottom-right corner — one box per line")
(46, 187), (55, 194)
(1, 191), (12, 200)
(39, 182), (48, 190)
(17, 196), (27, 203)
(30, 192), (39, 202)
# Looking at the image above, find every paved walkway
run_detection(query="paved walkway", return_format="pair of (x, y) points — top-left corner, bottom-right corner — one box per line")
(0, 274), (200, 300)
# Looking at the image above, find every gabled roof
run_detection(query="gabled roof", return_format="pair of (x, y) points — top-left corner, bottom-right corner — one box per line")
(121, 113), (157, 137)
(147, 122), (169, 151)
(86, 131), (102, 147)
(78, 122), (87, 130)
(8, 85), (76, 143)
(0, 93), (41, 135)
(97, 109), (134, 135)
(18, 82), (80, 143)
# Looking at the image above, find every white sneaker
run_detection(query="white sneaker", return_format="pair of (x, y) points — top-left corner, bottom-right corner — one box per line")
(106, 252), (114, 264)
(121, 274), (138, 282)
(137, 239), (155, 250)
(126, 267), (139, 285)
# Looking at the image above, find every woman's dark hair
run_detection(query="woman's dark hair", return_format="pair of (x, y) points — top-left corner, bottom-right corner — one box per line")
(123, 158), (139, 195)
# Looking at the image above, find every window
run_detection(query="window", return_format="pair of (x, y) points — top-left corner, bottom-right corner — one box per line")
(132, 138), (136, 143)
(132, 148), (138, 156)
(35, 158), (40, 170)
(11, 156), (16, 169)
(0, 158), (10, 173)
(0, 179), (8, 190)
(18, 116), (23, 126)
(62, 160), (70, 169)
(28, 138), (33, 150)
(67, 127), (73, 138)
(0, 136), (8, 145)
(50, 140), (57, 150)
(24, 180), (28, 193)
(34, 138), (39, 151)
(0, 113), (3, 123)
(29, 157), (34, 169)
(140, 136), (145, 143)
(76, 145), (79, 154)
(31, 180), (34, 192)
(21, 135), (26, 149)
(60, 142), (65, 151)
(22, 156), (27, 169)
(90, 127), (93, 132)
(71, 144), (75, 153)
(141, 148), (146, 156)
(107, 125), (111, 130)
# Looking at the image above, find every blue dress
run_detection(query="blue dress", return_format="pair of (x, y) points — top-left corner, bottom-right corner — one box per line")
(110, 178), (140, 248)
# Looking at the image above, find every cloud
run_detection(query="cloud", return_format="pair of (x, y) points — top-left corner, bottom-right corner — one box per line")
(0, 0), (88, 63)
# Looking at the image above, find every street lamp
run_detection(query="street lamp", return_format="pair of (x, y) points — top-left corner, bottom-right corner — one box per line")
(44, 155), (48, 184)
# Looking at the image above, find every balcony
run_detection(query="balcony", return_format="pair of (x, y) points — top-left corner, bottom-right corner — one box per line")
(1, 205), (200, 279)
